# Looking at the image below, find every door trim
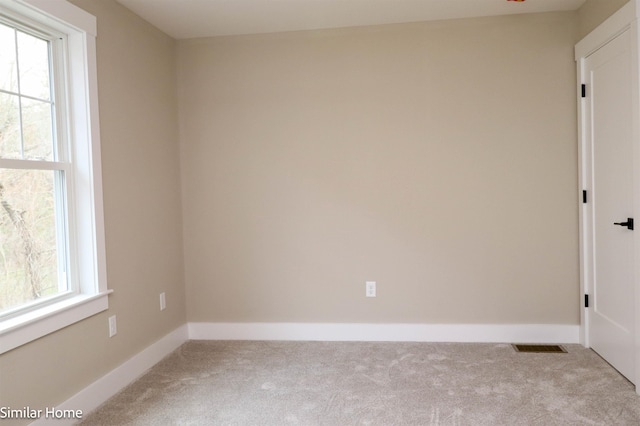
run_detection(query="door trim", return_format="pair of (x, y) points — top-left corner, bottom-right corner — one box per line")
(576, 0), (640, 390)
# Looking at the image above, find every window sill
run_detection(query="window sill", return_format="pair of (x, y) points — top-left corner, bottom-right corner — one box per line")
(0, 290), (113, 354)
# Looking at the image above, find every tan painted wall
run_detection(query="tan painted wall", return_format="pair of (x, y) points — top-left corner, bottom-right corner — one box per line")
(577, 0), (630, 40)
(178, 12), (580, 325)
(0, 1), (185, 424)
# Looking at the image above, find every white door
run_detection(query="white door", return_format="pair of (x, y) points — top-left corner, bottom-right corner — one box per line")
(584, 29), (635, 382)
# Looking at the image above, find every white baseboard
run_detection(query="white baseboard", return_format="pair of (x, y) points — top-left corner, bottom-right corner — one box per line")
(188, 322), (580, 344)
(31, 324), (188, 426)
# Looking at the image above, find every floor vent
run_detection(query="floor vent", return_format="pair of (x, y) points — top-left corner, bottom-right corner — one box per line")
(512, 344), (567, 353)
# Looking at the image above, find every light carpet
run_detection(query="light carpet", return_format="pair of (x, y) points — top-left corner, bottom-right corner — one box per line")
(79, 341), (640, 425)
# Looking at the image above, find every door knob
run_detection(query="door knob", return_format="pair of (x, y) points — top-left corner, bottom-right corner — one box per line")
(614, 218), (634, 230)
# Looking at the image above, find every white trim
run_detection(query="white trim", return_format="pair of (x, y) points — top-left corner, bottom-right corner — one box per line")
(633, 9), (640, 397)
(575, 1), (636, 59)
(30, 325), (189, 426)
(0, 291), (112, 353)
(576, 53), (587, 348)
(188, 322), (580, 344)
(21, 0), (96, 35)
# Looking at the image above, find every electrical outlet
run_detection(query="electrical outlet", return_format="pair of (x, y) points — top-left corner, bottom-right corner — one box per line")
(108, 315), (117, 337)
(160, 292), (166, 311)
(366, 281), (376, 297)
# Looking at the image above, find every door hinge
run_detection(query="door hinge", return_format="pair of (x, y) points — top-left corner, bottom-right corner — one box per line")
(583, 190), (587, 204)
(581, 84), (586, 98)
(585, 294), (589, 308)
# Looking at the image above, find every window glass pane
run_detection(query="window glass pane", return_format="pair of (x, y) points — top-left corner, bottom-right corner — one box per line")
(22, 98), (53, 160)
(0, 22), (18, 93)
(0, 92), (21, 159)
(0, 168), (63, 314)
(17, 30), (50, 101)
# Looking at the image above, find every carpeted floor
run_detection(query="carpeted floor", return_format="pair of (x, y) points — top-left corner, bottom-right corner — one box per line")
(80, 341), (640, 425)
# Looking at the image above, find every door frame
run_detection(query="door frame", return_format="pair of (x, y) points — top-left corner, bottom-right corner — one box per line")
(576, 0), (640, 390)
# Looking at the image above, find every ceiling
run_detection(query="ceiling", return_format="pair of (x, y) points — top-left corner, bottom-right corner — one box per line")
(116, 0), (587, 39)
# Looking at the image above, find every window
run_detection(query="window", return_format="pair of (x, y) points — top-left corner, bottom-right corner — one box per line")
(0, 13), (69, 317)
(0, 0), (108, 354)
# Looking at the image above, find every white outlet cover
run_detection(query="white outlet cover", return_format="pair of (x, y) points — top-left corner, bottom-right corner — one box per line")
(366, 281), (376, 297)
(108, 315), (117, 337)
(160, 292), (166, 311)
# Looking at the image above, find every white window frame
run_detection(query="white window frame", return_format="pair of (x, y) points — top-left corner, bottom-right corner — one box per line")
(0, 0), (109, 354)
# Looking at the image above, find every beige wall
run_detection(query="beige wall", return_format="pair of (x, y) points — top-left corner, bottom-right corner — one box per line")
(0, 1), (185, 424)
(178, 12), (579, 325)
(577, 0), (630, 40)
